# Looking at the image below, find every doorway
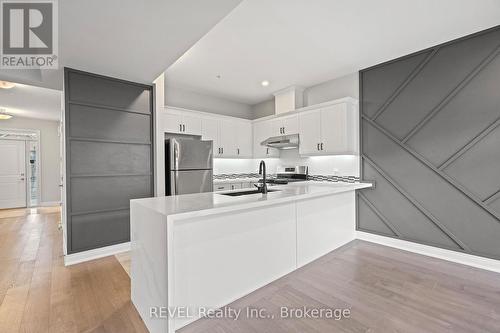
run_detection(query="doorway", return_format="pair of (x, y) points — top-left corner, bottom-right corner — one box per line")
(0, 129), (41, 209)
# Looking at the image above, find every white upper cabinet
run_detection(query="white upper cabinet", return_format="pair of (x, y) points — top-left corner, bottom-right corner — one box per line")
(298, 111), (322, 155)
(161, 112), (184, 134)
(271, 114), (299, 136)
(298, 101), (358, 156)
(182, 114), (202, 135)
(202, 116), (253, 158)
(161, 108), (201, 135)
(161, 97), (357, 160)
(219, 119), (238, 157)
(235, 121), (253, 158)
(321, 103), (354, 154)
(253, 120), (279, 158)
(201, 117), (219, 152)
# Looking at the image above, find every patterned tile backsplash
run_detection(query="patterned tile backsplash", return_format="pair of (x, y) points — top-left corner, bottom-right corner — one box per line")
(213, 173), (261, 180)
(213, 173), (360, 183)
(307, 175), (360, 183)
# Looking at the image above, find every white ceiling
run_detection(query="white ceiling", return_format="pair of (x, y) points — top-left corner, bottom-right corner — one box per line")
(165, 0), (500, 104)
(0, 84), (61, 121)
(0, 0), (243, 90)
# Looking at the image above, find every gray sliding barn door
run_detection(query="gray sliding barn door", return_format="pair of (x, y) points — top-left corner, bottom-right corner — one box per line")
(64, 68), (154, 254)
(358, 26), (500, 260)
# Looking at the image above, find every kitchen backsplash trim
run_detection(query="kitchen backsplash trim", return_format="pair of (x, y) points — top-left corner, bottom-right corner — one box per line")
(213, 173), (360, 183)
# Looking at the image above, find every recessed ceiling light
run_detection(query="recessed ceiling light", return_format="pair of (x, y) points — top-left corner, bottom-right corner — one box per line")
(0, 81), (16, 89)
(0, 109), (13, 120)
(261, 80), (270, 87)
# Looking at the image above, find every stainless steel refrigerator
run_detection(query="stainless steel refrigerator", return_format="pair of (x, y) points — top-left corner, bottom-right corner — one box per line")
(165, 137), (213, 195)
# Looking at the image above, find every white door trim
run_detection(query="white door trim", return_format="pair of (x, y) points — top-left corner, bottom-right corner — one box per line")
(0, 128), (41, 208)
(0, 139), (27, 209)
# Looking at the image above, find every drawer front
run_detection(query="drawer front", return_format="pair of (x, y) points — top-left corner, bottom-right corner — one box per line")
(214, 184), (230, 191)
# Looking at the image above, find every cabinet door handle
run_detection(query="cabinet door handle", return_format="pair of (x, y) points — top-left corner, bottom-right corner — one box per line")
(222, 147), (224, 154)
(282, 127), (285, 134)
(321, 143), (324, 150)
(317, 143), (320, 151)
(183, 124), (186, 132)
(266, 148), (269, 155)
(179, 124), (182, 132)
(237, 148), (240, 155)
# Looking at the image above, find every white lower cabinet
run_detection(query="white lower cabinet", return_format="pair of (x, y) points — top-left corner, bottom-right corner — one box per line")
(243, 182), (255, 189)
(214, 182), (253, 191)
(214, 184), (230, 192)
(296, 191), (355, 267)
(230, 183), (242, 190)
(171, 203), (297, 330)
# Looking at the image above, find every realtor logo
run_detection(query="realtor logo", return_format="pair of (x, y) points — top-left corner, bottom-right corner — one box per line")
(1, 0), (58, 68)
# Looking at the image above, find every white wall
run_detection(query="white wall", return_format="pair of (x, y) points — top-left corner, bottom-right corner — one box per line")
(304, 72), (358, 106)
(251, 99), (274, 119)
(0, 116), (61, 204)
(165, 85), (254, 119)
(251, 72), (359, 119)
(214, 150), (359, 177)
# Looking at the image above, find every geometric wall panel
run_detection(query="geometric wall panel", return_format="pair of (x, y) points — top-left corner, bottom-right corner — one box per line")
(407, 54), (500, 167)
(362, 161), (462, 250)
(376, 28), (500, 140)
(65, 68), (154, 254)
(357, 197), (397, 237)
(361, 51), (430, 118)
(358, 26), (500, 260)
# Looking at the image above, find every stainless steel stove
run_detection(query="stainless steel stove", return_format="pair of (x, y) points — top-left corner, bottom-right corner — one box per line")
(259, 166), (308, 186)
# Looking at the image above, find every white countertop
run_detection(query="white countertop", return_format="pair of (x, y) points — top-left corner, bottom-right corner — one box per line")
(213, 177), (260, 184)
(131, 182), (372, 220)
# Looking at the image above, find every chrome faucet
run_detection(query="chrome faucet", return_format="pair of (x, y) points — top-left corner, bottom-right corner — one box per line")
(258, 160), (268, 194)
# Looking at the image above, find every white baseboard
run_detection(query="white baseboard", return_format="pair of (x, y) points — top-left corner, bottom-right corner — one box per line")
(356, 231), (500, 273)
(38, 201), (61, 207)
(64, 242), (130, 266)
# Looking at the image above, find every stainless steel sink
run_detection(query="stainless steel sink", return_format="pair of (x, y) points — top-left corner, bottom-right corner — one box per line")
(220, 189), (280, 196)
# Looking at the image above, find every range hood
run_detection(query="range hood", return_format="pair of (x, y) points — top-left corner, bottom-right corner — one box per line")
(261, 134), (299, 149)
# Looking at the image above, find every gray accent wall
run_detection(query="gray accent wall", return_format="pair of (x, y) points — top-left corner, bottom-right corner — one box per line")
(358, 26), (500, 259)
(64, 68), (154, 254)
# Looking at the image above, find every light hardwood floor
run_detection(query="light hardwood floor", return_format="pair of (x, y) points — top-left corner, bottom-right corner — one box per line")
(1, 207), (500, 333)
(0, 207), (147, 333)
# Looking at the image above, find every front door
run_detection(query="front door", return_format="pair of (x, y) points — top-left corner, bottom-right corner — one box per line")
(0, 140), (26, 209)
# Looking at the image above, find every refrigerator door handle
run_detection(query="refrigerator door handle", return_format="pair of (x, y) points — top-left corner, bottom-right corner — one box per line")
(170, 171), (178, 195)
(173, 139), (180, 171)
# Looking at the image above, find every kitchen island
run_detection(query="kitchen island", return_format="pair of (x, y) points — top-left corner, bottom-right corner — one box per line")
(130, 182), (371, 333)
